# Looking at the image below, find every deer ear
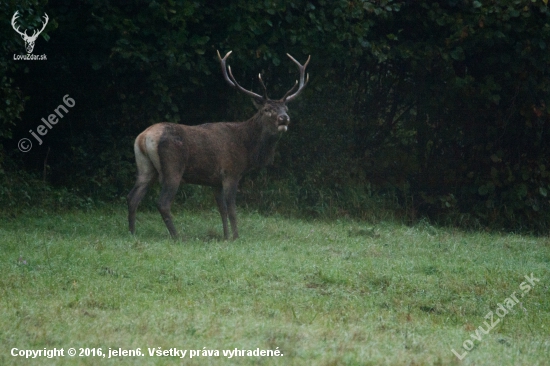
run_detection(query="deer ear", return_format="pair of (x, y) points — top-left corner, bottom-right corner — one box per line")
(251, 97), (264, 110)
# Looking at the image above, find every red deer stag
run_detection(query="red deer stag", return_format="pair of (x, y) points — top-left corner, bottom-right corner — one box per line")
(127, 50), (310, 240)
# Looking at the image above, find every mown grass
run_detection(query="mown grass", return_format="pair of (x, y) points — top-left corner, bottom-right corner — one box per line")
(0, 206), (549, 365)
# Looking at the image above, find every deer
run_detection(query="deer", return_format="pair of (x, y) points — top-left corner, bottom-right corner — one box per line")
(127, 50), (310, 240)
(11, 11), (49, 54)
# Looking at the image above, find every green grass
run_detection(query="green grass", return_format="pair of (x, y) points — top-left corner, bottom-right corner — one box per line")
(0, 206), (549, 365)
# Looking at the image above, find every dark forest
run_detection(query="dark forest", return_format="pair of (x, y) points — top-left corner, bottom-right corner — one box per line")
(2, 0), (550, 232)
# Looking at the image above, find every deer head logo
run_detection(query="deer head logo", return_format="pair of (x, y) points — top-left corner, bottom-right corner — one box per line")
(11, 11), (49, 54)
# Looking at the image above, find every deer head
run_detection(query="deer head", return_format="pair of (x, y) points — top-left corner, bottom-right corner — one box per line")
(217, 50), (310, 134)
(11, 11), (49, 54)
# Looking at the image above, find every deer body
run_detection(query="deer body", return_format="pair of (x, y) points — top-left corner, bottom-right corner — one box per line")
(128, 51), (309, 240)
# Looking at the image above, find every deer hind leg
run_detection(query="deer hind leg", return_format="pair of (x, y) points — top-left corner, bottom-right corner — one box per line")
(226, 181), (239, 240)
(128, 147), (158, 235)
(154, 136), (187, 240)
(157, 174), (183, 239)
(214, 186), (230, 240)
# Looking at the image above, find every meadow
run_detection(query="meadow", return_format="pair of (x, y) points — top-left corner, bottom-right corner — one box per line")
(0, 206), (548, 365)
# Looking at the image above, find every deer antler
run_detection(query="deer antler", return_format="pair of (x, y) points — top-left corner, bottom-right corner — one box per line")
(282, 54), (310, 102)
(217, 50), (265, 101)
(30, 13), (49, 41)
(11, 11), (49, 41)
(11, 11), (27, 38)
(258, 74), (269, 100)
(280, 80), (299, 101)
(217, 50), (310, 102)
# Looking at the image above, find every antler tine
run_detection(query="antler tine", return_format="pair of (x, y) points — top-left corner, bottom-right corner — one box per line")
(280, 80), (299, 101)
(283, 54), (311, 102)
(217, 50), (265, 100)
(217, 50), (235, 87)
(258, 74), (269, 99)
(227, 66), (265, 100)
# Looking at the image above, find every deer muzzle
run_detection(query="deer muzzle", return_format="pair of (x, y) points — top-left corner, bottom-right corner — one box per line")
(277, 114), (289, 132)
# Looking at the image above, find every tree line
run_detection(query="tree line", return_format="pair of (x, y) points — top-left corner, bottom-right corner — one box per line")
(1, 0), (549, 231)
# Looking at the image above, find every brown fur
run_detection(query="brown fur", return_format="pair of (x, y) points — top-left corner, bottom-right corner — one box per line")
(127, 101), (291, 240)
(128, 51), (309, 240)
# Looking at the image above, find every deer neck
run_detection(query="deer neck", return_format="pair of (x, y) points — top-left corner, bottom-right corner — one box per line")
(243, 113), (279, 169)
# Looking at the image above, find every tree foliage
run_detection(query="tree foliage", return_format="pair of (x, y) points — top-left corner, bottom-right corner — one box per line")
(2, 0), (549, 231)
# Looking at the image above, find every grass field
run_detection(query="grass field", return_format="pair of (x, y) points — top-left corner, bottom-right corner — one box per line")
(0, 206), (549, 365)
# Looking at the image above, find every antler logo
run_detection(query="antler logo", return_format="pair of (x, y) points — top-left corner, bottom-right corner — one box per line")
(11, 11), (49, 54)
